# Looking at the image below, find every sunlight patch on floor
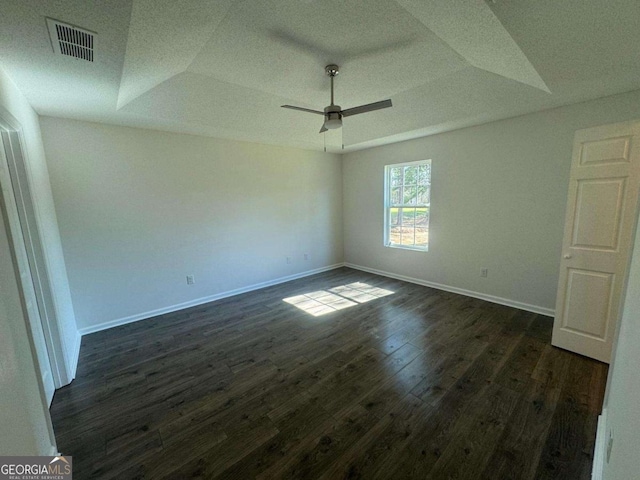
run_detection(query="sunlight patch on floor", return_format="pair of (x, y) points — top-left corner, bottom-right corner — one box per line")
(283, 282), (394, 317)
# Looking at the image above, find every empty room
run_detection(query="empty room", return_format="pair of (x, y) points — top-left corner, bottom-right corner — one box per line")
(2, 1), (640, 479)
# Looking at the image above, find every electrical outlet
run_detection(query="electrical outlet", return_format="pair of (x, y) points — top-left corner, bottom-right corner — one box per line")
(286, 256), (292, 264)
(186, 275), (195, 285)
(481, 268), (488, 278)
(606, 428), (614, 463)
(304, 253), (309, 261)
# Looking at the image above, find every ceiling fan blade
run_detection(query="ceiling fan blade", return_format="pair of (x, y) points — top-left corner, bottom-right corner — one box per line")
(341, 99), (392, 117)
(281, 105), (325, 115)
(319, 124), (328, 133)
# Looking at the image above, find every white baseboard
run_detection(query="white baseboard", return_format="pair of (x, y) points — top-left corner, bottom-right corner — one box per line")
(344, 262), (555, 317)
(77, 261), (555, 337)
(592, 409), (607, 480)
(78, 263), (345, 336)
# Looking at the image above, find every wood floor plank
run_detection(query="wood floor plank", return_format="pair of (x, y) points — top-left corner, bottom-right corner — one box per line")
(533, 354), (607, 480)
(217, 397), (334, 479)
(423, 383), (520, 480)
(307, 343), (423, 420)
(262, 405), (381, 480)
(493, 335), (546, 394)
(317, 394), (433, 480)
(50, 267), (608, 479)
(379, 327), (527, 479)
(358, 348), (443, 419)
(480, 344), (571, 480)
(157, 417), (277, 479)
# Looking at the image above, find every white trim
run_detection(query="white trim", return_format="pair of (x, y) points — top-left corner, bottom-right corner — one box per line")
(592, 409), (607, 480)
(68, 330), (82, 379)
(78, 262), (557, 336)
(0, 107), (74, 387)
(344, 262), (556, 317)
(78, 264), (345, 335)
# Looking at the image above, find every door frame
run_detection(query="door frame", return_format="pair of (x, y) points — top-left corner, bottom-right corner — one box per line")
(0, 107), (71, 388)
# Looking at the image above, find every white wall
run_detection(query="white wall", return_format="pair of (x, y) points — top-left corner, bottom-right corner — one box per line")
(343, 89), (640, 313)
(601, 207), (640, 479)
(0, 67), (57, 455)
(40, 118), (343, 332)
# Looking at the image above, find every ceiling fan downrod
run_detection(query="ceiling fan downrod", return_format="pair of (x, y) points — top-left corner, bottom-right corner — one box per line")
(323, 64), (342, 131)
(326, 64), (339, 106)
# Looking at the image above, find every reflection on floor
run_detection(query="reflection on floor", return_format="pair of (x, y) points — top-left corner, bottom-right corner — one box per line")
(283, 282), (394, 316)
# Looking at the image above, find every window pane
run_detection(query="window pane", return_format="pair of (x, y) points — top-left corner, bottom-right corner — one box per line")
(417, 185), (430, 205)
(389, 208), (399, 227)
(418, 165), (430, 184)
(401, 227), (415, 245)
(390, 167), (402, 187)
(416, 207), (429, 226)
(401, 208), (415, 226)
(404, 166), (417, 185)
(415, 227), (428, 247)
(389, 225), (402, 245)
(403, 186), (417, 205)
(391, 187), (401, 205)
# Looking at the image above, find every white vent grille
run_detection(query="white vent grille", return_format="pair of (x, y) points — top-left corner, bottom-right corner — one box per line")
(46, 18), (95, 62)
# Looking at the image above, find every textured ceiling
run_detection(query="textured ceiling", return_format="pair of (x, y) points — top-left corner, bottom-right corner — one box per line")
(1, 0), (639, 152)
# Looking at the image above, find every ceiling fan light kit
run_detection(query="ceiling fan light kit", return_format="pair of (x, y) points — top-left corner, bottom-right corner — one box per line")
(281, 64), (393, 134)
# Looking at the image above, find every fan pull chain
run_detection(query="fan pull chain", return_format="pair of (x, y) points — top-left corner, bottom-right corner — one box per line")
(324, 131), (326, 153)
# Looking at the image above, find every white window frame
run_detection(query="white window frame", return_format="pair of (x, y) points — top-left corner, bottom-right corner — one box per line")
(384, 159), (431, 251)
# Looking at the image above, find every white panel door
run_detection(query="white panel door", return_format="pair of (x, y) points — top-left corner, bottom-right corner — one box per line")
(553, 121), (640, 363)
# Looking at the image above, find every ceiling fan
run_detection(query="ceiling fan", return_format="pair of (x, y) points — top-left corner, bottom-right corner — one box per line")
(281, 64), (393, 133)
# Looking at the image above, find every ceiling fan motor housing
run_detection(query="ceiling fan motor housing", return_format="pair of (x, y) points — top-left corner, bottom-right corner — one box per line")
(324, 105), (342, 129)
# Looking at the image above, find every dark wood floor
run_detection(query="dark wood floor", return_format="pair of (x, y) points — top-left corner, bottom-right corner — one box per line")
(50, 267), (608, 479)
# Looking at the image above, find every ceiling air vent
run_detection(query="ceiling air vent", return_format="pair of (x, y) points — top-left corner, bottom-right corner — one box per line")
(46, 18), (95, 62)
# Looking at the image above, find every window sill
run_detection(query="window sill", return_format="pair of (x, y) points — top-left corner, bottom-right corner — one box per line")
(384, 244), (428, 252)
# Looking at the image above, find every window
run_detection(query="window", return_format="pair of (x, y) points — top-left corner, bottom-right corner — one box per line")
(384, 160), (431, 251)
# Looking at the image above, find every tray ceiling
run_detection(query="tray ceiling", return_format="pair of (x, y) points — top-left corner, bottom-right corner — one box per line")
(1, 0), (639, 152)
